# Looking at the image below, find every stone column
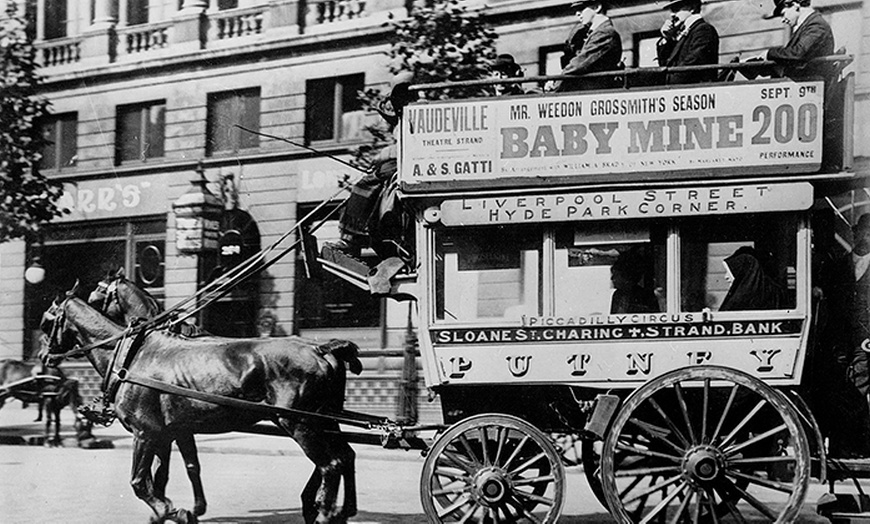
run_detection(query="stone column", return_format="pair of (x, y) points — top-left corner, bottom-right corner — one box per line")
(172, 0), (208, 52)
(91, 0), (117, 28)
(35, 0), (45, 40)
(80, 0), (117, 66)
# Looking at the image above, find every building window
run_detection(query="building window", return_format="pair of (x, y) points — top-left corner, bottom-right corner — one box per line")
(305, 74), (365, 144)
(633, 31), (661, 67)
(116, 101), (166, 164)
(44, 0), (67, 39)
(217, 0), (239, 9)
(539, 45), (565, 76)
(127, 0), (149, 25)
(39, 112), (77, 171)
(206, 88), (260, 156)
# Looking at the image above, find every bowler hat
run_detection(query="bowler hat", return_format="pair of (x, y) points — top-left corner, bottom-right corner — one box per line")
(767, 0), (808, 18)
(660, 0), (701, 11)
(376, 71), (416, 126)
(492, 54), (523, 77)
(571, 0), (604, 9)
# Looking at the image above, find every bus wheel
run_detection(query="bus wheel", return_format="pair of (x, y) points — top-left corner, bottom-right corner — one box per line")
(601, 366), (809, 524)
(420, 413), (565, 523)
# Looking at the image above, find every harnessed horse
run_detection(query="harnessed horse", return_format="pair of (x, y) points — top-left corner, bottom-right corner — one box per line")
(88, 272), (209, 516)
(41, 286), (362, 524)
(0, 359), (80, 446)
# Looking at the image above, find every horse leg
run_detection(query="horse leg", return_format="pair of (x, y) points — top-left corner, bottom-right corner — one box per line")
(153, 442), (171, 499)
(175, 434), (207, 516)
(130, 435), (174, 523)
(34, 397), (43, 422)
(334, 438), (356, 518)
(277, 418), (344, 524)
(301, 468), (322, 524)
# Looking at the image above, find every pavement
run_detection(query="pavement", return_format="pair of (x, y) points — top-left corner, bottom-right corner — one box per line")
(0, 402), (431, 462)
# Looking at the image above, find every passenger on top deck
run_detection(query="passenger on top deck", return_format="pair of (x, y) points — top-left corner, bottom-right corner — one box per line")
(719, 246), (785, 311)
(656, 0), (720, 84)
(547, 0), (623, 93)
(740, 0), (835, 81)
(490, 54), (527, 96)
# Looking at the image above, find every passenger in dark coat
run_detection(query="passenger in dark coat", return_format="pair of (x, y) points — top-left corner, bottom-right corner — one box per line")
(656, 0), (720, 84)
(742, 0), (835, 80)
(550, 0), (623, 92)
(719, 246), (785, 311)
(610, 251), (660, 314)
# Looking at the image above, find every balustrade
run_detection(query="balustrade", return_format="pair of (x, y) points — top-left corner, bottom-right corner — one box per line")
(35, 37), (82, 68)
(116, 23), (171, 58)
(209, 6), (265, 41)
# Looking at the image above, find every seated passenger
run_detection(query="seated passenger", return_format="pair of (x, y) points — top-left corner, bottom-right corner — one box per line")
(610, 252), (660, 314)
(490, 54), (526, 96)
(548, 0), (623, 92)
(719, 246), (785, 311)
(741, 0), (835, 81)
(656, 0), (720, 84)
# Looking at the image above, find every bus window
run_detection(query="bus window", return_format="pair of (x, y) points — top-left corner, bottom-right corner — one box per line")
(554, 222), (666, 317)
(434, 225), (542, 322)
(679, 214), (798, 312)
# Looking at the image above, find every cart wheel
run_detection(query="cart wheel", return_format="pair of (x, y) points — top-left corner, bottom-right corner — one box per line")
(601, 366), (810, 524)
(420, 413), (565, 523)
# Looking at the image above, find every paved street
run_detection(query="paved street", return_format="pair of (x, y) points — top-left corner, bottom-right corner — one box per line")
(0, 405), (839, 523)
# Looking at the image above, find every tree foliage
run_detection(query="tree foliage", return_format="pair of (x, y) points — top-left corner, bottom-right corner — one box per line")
(353, 0), (498, 169)
(0, 4), (65, 243)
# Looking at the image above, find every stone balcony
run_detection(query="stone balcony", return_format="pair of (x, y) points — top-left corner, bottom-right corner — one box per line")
(32, 0), (410, 75)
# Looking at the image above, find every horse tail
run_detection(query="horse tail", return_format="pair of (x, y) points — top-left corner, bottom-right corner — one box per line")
(319, 339), (363, 376)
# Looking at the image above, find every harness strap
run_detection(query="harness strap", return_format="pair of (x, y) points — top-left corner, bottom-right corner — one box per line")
(121, 374), (387, 429)
(102, 324), (149, 403)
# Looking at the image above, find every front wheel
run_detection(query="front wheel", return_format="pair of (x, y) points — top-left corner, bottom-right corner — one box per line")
(420, 413), (565, 523)
(601, 366), (810, 523)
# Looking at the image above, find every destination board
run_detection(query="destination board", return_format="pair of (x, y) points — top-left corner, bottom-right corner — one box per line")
(400, 80), (824, 188)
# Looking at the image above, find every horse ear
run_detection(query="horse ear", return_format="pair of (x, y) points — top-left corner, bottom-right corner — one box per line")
(67, 279), (80, 296)
(115, 267), (125, 279)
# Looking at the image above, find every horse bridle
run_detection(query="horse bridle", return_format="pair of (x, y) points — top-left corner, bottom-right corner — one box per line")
(92, 279), (118, 315)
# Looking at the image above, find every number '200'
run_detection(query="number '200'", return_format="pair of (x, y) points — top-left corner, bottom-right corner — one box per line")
(751, 103), (818, 145)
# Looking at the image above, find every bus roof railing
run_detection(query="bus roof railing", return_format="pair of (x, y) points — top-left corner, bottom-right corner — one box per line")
(408, 54), (854, 93)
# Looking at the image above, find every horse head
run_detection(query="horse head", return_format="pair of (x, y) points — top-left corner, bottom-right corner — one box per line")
(88, 269), (161, 326)
(39, 295), (78, 366)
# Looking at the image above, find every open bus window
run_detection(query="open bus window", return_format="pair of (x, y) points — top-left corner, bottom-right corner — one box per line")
(679, 214), (798, 312)
(434, 226), (541, 322)
(554, 221), (666, 317)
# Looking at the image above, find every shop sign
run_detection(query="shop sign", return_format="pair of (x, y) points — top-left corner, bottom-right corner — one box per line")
(295, 156), (355, 202)
(439, 182), (813, 225)
(55, 173), (175, 222)
(401, 80), (824, 185)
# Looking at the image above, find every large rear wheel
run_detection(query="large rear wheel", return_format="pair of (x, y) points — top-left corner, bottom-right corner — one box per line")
(420, 413), (565, 523)
(601, 366), (810, 523)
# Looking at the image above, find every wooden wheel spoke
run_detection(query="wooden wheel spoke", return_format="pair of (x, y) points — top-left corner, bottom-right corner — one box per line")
(711, 384), (739, 444)
(674, 382), (697, 444)
(457, 501), (479, 524)
(718, 476), (779, 521)
(649, 398), (691, 449)
(494, 426), (507, 466)
(440, 449), (477, 474)
(619, 473), (648, 500)
(615, 465), (683, 478)
(434, 466), (471, 482)
(623, 473), (684, 504)
(725, 423), (788, 457)
(512, 474), (555, 487)
(728, 455), (796, 465)
(509, 451), (548, 477)
(637, 481), (688, 524)
(628, 417), (685, 455)
(505, 493), (544, 524)
(433, 483), (471, 496)
(437, 492), (474, 518)
(502, 434), (530, 472)
(703, 488), (722, 524)
(727, 469), (794, 493)
(701, 378), (710, 445)
(669, 490), (694, 524)
(616, 442), (683, 463)
(711, 482), (749, 524)
(513, 487), (555, 506)
(720, 399), (766, 448)
(458, 433), (482, 466)
(478, 426), (491, 466)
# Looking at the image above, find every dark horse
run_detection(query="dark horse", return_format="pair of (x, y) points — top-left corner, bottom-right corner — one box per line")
(41, 288), (362, 524)
(0, 359), (81, 446)
(88, 272), (209, 516)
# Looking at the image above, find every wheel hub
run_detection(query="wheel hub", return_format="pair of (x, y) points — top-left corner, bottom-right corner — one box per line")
(474, 467), (510, 504)
(683, 445), (722, 483)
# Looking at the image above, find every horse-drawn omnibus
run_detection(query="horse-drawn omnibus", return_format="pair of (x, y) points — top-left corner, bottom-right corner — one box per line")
(331, 58), (867, 522)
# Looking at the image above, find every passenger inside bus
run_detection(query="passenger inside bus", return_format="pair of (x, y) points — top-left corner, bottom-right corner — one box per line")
(610, 249), (660, 314)
(719, 246), (785, 311)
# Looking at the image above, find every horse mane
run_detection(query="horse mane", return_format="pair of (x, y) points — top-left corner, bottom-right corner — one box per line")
(117, 277), (163, 315)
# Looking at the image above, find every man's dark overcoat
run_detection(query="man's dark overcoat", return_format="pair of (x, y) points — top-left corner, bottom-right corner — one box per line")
(656, 18), (719, 84)
(554, 19), (623, 92)
(767, 10), (835, 79)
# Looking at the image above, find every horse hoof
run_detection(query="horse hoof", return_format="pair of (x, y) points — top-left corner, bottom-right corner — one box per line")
(173, 509), (197, 524)
(193, 502), (206, 517)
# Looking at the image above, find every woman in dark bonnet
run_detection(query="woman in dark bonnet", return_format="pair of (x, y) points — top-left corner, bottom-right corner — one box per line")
(719, 246), (785, 311)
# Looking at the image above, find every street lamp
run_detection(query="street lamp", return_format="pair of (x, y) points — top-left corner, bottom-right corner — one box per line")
(25, 239), (45, 284)
(173, 161), (222, 255)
